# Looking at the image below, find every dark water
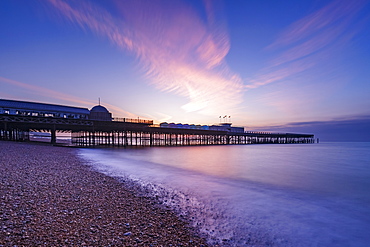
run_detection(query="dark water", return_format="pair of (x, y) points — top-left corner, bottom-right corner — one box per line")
(78, 142), (370, 246)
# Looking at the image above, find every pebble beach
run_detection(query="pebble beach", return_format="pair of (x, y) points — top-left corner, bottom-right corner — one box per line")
(0, 141), (209, 246)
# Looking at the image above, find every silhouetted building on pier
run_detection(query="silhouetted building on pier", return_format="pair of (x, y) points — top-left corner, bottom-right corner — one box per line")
(89, 105), (112, 121)
(0, 98), (90, 119)
(0, 99), (112, 121)
(160, 122), (244, 133)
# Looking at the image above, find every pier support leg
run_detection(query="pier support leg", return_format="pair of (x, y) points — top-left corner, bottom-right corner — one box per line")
(51, 125), (56, 144)
(4, 122), (8, 140)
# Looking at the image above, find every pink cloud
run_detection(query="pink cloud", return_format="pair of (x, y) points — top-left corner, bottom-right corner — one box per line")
(46, 0), (244, 116)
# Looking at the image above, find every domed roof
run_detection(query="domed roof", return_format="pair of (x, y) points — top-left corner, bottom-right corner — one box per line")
(90, 105), (109, 113)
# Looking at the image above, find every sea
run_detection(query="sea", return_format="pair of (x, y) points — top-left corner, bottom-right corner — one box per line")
(78, 142), (370, 247)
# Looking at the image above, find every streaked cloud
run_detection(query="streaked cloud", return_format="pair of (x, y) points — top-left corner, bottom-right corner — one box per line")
(0, 76), (135, 117)
(246, 0), (369, 89)
(0, 76), (92, 106)
(246, 58), (314, 89)
(267, 0), (367, 50)
(45, 0), (244, 116)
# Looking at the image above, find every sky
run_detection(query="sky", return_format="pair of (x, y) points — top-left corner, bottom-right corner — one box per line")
(1, 0), (370, 141)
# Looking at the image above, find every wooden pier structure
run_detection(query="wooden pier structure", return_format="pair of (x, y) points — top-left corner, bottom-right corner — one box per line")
(0, 115), (315, 147)
(0, 99), (315, 147)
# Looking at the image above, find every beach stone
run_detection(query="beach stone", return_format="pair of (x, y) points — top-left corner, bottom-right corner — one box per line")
(0, 141), (208, 246)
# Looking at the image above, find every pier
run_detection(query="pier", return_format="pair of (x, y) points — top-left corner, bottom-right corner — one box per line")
(0, 99), (315, 147)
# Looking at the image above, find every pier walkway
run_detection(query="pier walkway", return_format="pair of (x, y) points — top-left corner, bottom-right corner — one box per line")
(1, 114), (314, 147)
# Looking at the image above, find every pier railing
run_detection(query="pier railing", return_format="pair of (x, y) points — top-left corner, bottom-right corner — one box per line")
(112, 117), (153, 125)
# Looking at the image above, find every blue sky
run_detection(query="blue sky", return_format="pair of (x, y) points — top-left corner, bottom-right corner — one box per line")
(1, 0), (370, 141)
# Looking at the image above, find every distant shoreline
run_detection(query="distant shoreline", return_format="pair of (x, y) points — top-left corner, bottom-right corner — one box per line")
(0, 141), (208, 246)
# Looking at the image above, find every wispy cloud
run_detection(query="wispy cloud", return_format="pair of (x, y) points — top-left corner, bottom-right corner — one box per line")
(45, 0), (244, 115)
(0, 76), (135, 117)
(0, 76), (93, 106)
(246, 0), (369, 89)
(267, 0), (366, 49)
(246, 58), (315, 89)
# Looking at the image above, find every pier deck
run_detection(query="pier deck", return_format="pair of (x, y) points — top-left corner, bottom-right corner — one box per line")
(0, 114), (315, 146)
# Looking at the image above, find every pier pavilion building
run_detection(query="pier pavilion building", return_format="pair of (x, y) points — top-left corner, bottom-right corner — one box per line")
(0, 99), (111, 121)
(89, 105), (112, 121)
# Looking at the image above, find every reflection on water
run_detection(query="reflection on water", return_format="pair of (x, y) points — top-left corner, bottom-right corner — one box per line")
(79, 143), (370, 246)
